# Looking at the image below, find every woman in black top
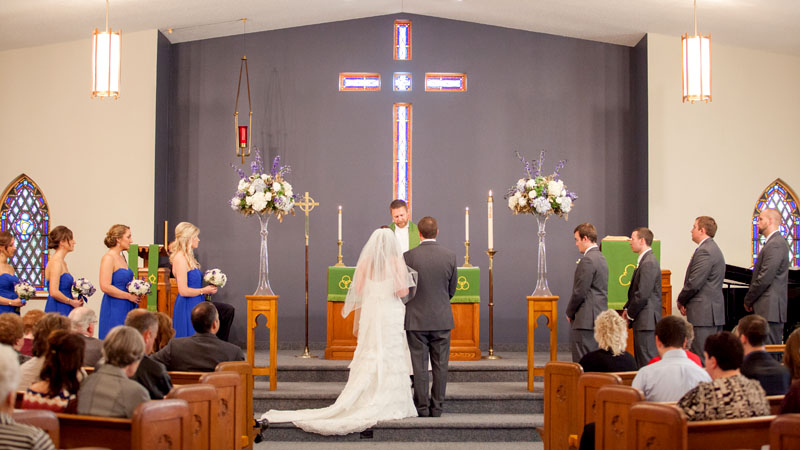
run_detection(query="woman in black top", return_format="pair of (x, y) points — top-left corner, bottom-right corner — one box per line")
(579, 309), (637, 372)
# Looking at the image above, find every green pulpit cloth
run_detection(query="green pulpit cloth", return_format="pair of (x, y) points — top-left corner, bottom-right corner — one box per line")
(327, 266), (480, 303)
(601, 238), (661, 310)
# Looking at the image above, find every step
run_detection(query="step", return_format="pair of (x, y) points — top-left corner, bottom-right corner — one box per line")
(254, 381), (544, 415)
(259, 413), (542, 442)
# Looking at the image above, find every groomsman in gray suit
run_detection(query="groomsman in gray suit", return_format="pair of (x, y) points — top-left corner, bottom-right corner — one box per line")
(623, 227), (662, 368)
(677, 216), (726, 361)
(745, 208), (790, 344)
(403, 216), (458, 417)
(566, 223), (608, 362)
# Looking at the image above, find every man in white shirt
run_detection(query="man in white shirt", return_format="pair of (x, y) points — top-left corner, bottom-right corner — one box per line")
(632, 315), (711, 402)
(388, 199), (419, 253)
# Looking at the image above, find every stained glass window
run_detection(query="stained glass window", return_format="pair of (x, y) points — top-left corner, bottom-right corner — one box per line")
(0, 174), (50, 292)
(339, 73), (381, 91)
(393, 103), (412, 211)
(394, 20), (412, 61)
(752, 179), (800, 266)
(425, 73), (467, 92)
(393, 73), (412, 92)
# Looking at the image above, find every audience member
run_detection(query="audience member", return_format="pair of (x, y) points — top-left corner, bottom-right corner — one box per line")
(647, 316), (702, 367)
(0, 344), (56, 450)
(783, 327), (800, 381)
(632, 315), (710, 401)
(578, 310), (636, 372)
(152, 302), (244, 371)
(21, 330), (85, 413)
(738, 314), (790, 395)
(125, 309), (172, 399)
(77, 326), (149, 418)
(679, 331), (770, 421)
(20, 309), (44, 357)
(153, 312), (175, 353)
(0, 313), (28, 364)
(18, 313), (70, 391)
(69, 307), (103, 367)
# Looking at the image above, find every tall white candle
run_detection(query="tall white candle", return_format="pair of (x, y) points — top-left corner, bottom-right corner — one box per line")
(488, 191), (494, 249)
(465, 207), (470, 242)
(338, 206), (342, 241)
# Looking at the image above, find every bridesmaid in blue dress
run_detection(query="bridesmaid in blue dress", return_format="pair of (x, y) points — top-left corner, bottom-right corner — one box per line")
(0, 231), (25, 314)
(170, 222), (217, 338)
(44, 226), (84, 316)
(98, 224), (141, 339)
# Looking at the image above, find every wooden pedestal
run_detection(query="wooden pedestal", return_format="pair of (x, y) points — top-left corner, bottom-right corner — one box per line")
(527, 295), (558, 392)
(246, 295), (278, 391)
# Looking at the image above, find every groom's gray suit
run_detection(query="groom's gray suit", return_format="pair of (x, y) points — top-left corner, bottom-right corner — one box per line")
(403, 239), (458, 417)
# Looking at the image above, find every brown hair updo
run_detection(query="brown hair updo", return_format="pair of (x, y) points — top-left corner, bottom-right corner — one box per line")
(0, 230), (14, 253)
(48, 226), (74, 250)
(104, 224), (130, 248)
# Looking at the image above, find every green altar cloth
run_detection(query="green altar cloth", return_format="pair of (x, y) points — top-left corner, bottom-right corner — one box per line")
(601, 238), (661, 310)
(327, 266), (480, 303)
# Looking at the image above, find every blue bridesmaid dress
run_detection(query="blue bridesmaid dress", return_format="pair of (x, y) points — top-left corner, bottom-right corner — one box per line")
(0, 273), (20, 314)
(98, 268), (135, 339)
(44, 272), (76, 316)
(172, 268), (205, 338)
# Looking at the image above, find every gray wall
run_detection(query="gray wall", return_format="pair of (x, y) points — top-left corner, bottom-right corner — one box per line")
(157, 14), (648, 349)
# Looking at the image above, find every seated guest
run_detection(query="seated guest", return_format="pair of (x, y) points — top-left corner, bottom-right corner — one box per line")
(125, 310), (172, 399)
(69, 307), (103, 367)
(632, 315), (711, 401)
(679, 331), (770, 421)
(153, 312), (175, 353)
(21, 330), (85, 413)
(20, 309), (44, 357)
(18, 314), (70, 391)
(152, 302), (244, 371)
(783, 328), (800, 381)
(578, 310), (636, 372)
(0, 312), (29, 364)
(77, 326), (149, 418)
(647, 317), (702, 367)
(0, 344), (56, 450)
(738, 314), (790, 395)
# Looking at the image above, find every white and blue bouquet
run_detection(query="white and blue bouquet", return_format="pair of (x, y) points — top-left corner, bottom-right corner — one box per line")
(72, 277), (96, 302)
(203, 268), (227, 301)
(14, 281), (35, 305)
(505, 151), (577, 219)
(230, 153), (296, 221)
(126, 279), (151, 296)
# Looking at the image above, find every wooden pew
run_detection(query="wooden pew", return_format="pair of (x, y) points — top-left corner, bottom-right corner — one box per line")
(12, 409), (60, 447)
(616, 371), (636, 386)
(769, 394), (784, 415)
(628, 402), (774, 450)
(200, 372), (241, 450)
(541, 361), (583, 450)
(771, 413), (800, 450)
(595, 384), (644, 450)
(573, 372), (622, 445)
(166, 384), (219, 450)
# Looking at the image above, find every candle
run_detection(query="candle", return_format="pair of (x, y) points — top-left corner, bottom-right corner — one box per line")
(338, 206), (342, 241)
(465, 207), (470, 242)
(488, 190), (494, 249)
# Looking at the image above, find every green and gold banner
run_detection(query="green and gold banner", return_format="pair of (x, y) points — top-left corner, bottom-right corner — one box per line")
(601, 238), (661, 310)
(146, 244), (159, 312)
(128, 244), (139, 278)
(328, 266), (481, 304)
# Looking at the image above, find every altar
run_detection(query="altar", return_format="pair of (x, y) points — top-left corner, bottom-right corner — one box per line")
(324, 266), (481, 360)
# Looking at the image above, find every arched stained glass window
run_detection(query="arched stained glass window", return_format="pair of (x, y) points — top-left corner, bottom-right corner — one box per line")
(752, 178), (800, 267)
(0, 174), (50, 292)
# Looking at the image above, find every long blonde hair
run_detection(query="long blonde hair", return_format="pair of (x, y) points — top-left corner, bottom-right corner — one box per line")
(169, 222), (200, 270)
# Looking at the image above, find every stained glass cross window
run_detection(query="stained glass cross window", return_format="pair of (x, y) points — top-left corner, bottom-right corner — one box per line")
(752, 178), (800, 266)
(0, 174), (50, 292)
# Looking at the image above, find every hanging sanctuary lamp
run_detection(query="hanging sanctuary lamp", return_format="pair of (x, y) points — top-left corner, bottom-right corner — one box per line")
(234, 18), (252, 163)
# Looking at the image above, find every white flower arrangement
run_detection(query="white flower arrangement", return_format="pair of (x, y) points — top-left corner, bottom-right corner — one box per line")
(72, 277), (96, 300)
(505, 151), (577, 218)
(230, 153), (296, 222)
(14, 281), (35, 303)
(204, 268), (227, 288)
(126, 279), (151, 296)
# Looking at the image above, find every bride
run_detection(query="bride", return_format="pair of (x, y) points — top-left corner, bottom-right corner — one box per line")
(262, 228), (418, 435)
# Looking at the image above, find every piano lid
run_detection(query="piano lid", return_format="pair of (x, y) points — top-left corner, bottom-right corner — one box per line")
(725, 264), (800, 286)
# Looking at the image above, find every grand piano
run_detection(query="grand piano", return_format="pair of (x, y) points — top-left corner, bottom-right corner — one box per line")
(723, 264), (800, 341)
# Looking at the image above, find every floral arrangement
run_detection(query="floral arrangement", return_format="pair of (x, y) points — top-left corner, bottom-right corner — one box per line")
(14, 281), (35, 304)
(126, 279), (151, 296)
(505, 151), (577, 218)
(203, 268), (227, 301)
(230, 152), (296, 221)
(72, 277), (96, 301)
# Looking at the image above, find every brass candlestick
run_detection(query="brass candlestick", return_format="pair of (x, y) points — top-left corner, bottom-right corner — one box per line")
(483, 249), (501, 360)
(334, 240), (345, 267)
(463, 240), (473, 267)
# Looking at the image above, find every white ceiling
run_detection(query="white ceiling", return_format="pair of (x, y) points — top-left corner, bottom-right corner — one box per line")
(1, 0), (799, 56)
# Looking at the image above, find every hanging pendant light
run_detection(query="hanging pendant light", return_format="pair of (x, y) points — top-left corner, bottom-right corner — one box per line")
(91, 0), (121, 99)
(682, 0), (711, 103)
(234, 18), (252, 163)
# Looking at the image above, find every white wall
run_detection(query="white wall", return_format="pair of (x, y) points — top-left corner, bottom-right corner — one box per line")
(0, 30), (159, 324)
(647, 33), (800, 308)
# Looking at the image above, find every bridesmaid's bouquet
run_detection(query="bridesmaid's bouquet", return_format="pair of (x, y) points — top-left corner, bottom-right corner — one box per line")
(72, 277), (96, 303)
(126, 279), (151, 297)
(14, 281), (35, 306)
(203, 268), (227, 301)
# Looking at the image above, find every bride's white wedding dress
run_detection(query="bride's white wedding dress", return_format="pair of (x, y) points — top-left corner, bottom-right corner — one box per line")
(261, 230), (417, 435)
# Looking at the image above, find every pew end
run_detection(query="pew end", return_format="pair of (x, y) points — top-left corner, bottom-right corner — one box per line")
(200, 371), (241, 450)
(216, 361), (255, 450)
(166, 384), (219, 450)
(771, 413), (800, 450)
(543, 361), (583, 450)
(628, 402), (687, 450)
(596, 384), (644, 450)
(131, 399), (192, 450)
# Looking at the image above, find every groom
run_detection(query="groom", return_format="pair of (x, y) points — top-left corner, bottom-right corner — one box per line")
(403, 216), (458, 417)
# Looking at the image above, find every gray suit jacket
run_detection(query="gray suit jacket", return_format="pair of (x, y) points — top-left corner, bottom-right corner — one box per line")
(80, 334), (104, 368)
(77, 364), (149, 418)
(566, 247), (608, 330)
(151, 332), (245, 371)
(744, 232), (790, 322)
(676, 238), (726, 326)
(403, 240), (458, 331)
(624, 250), (662, 331)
